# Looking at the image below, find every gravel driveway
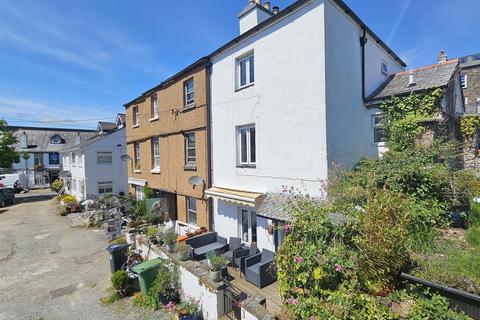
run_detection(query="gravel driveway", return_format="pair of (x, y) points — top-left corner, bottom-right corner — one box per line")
(0, 191), (170, 320)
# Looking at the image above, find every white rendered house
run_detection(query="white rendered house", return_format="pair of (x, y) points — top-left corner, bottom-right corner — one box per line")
(62, 115), (128, 201)
(206, 0), (405, 252)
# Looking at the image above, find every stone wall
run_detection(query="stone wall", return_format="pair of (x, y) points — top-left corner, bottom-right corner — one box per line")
(463, 135), (480, 169)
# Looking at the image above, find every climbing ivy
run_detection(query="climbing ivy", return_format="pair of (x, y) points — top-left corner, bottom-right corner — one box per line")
(459, 115), (480, 139)
(379, 89), (443, 151)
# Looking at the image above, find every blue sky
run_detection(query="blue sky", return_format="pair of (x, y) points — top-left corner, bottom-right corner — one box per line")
(0, 0), (479, 129)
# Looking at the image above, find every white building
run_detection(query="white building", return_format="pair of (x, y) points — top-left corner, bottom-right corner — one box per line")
(206, 0), (405, 252)
(7, 126), (96, 189)
(62, 114), (128, 201)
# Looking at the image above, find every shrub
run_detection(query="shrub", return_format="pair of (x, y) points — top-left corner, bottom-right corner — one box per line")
(51, 180), (64, 192)
(176, 242), (191, 253)
(148, 260), (179, 309)
(146, 226), (159, 238)
(208, 253), (227, 271)
(355, 190), (412, 292)
(111, 270), (129, 293)
(163, 231), (177, 245)
(61, 195), (77, 206)
(110, 236), (127, 245)
(408, 292), (470, 320)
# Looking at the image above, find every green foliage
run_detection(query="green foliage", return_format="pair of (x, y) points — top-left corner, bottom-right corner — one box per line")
(146, 226), (160, 238)
(50, 180), (64, 192)
(110, 236), (127, 245)
(111, 270), (129, 292)
(459, 115), (480, 138)
(207, 252), (227, 271)
(163, 231), (177, 245)
(379, 89), (442, 151)
(100, 292), (122, 305)
(175, 242), (191, 253)
(356, 191), (411, 292)
(176, 298), (199, 317)
(61, 195), (78, 206)
(0, 120), (20, 168)
(408, 292), (470, 320)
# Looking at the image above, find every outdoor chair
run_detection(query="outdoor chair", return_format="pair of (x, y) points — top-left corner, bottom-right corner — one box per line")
(233, 242), (258, 276)
(245, 248), (277, 288)
(221, 237), (243, 265)
(185, 232), (228, 261)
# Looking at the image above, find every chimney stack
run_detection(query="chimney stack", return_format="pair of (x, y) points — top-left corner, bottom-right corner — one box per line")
(272, 6), (280, 14)
(438, 50), (448, 63)
(264, 1), (271, 10)
(408, 71), (416, 86)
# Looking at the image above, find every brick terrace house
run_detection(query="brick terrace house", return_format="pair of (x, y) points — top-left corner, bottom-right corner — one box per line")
(124, 58), (211, 234)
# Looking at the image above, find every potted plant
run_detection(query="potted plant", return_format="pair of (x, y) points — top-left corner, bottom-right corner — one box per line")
(163, 231), (177, 253)
(176, 242), (192, 261)
(111, 270), (130, 297)
(208, 253), (227, 282)
(176, 298), (200, 320)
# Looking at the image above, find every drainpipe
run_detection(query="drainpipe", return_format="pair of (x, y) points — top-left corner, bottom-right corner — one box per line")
(205, 61), (214, 232)
(360, 28), (368, 102)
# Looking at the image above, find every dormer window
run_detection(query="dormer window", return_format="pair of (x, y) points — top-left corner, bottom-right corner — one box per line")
(50, 134), (65, 144)
(381, 62), (388, 75)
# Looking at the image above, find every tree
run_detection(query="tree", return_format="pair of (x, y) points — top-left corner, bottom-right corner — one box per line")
(0, 120), (19, 168)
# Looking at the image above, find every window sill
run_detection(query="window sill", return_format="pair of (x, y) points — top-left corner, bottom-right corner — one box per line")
(150, 168), (161, 174)
(235, 83), (254, 92)
(236, 164), (256, 169)
(132, 124), (139, 128)
(183, 164), (197, 171)
(134, 170), (141, 174)
(149, 117), (159, 122)
(182, 104), (196, 112)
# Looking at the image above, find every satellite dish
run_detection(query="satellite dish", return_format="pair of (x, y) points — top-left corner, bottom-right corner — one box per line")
(120, 154), (132, 162)
(188, 176), (204, 186)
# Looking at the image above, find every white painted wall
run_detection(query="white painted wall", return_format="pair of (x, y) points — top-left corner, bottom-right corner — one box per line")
(323, 0), (404, 171)
(137, 239), (223, 320)
(211, 0), (328, 197)
(63, 129), (128, 201)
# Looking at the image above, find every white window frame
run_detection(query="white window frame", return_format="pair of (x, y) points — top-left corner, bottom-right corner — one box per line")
(236, 124), (256, 166)
(465, 97), (469, 106)
(151, 137), (160, 171)
(97, 151), (113, 164)
(135, 185), (144, 200)
(237, 207), (257, 243)
(150, 95), (159, 120)
(476, 98), (480, 113)
(134, 142), (141, 171)
(372, 114), (387, 145)
(34, 153), (44, 166)
(78, 153), (83, 167)
(184, 79), (195, 107)
(132, 106), (139, 127)
(98, 181), (113, 194)
(236, 52), (255, 89)
(460, 74), (467, 89)
(184, 133), (196, 165)
(187, 197), (197, 225)
(381, 61), (388, 75)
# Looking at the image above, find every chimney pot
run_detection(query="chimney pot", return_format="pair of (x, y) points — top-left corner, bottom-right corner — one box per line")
(438, 49), (447, 63)
(264, 1), (271, 10)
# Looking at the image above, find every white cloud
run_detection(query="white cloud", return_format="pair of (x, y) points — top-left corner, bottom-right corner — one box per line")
(0, 97), (114, 129)
(387, 0), (412, 45)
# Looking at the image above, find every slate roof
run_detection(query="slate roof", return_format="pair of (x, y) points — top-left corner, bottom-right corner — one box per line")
(7, 127), (96, 153)
(256, 193), (292, 221)
(97, 122), (116, 132)
(65, 127), (125, 151)
(367, 59), (459, 104)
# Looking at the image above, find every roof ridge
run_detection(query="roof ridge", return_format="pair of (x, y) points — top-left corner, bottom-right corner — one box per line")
(396, 59), (458, 76)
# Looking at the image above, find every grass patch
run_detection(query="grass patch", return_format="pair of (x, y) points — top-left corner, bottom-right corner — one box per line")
(412, 223), (480, 295)
(100, 292), (123, 305)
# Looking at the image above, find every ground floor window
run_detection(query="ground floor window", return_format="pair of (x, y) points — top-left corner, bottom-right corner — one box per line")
(187, 197), (197, 225)
(135, 185), (144, 200)
(98, 181), (113, 194)
(238, 208), (257, 243)
(372, 114), (387, 144)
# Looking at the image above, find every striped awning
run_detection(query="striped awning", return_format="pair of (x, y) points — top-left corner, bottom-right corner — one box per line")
(205, 186), (263, 207)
